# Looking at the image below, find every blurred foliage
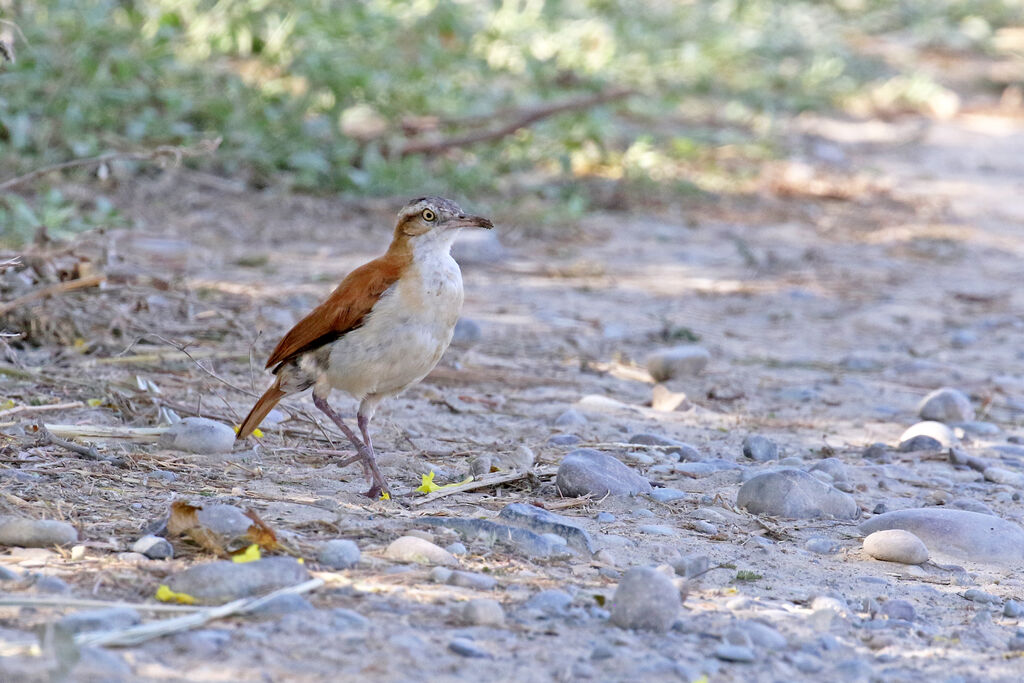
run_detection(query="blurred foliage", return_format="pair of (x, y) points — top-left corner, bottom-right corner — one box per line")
(1, 0), (1022, 242)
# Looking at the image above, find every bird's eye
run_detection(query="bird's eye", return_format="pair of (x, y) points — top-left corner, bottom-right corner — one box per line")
(421, 209), (436, 222)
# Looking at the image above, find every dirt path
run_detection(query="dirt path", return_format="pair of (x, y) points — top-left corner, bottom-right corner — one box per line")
(2, 106), (1024, 681)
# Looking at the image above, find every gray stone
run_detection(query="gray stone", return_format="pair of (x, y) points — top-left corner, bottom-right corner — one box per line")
(331, 608), (370, 630)
(556, 449), (651, 497)
(461, 598), (504, 626)
(860, 508), (1024, 567)
(158, 417), (236, 454)
(740, 621), (787, 649)
(736, 469), (859, 520)
(863, 530), (929, 565)
(805, 537), (839, 555)
(497, 503), (595, 555)
(33, 575), (71, 594)
(984, 467), (1024, 488)
(165, 558), (309, 604)
(248, 593), (313, 615)
(963, 588), (1000, 605)
(900, 421), (956, 450)
(646, 345), (710, 382)
(445, 542), (467, 555)
(450, 318), (482, 347)
(384, 536), (457, 566)
(650, 488), (688, 503)
(53, 608), (141, 637)
(169, 629), (232, 657)
(1004, 600), (1023, 617)
(949, 498), (995, 515)
(0, 565), (20, 581)
(609, 567), (680, 632)
(554, 409), (588, 427)
(420, 517), (569, 558)
(447, 570), (497, 591)
(0, 516), (77, 548)
(953, 421), (1000, 436)
(525, 589), (573, 615)
(881, 599), (915, 622)
(449, 637), (490, 658)
(672, 554), (709, 578)
(951, 329), (978, 348)
(547, 434), (581, 447)
(714, 644), (756, 663)
(742, 435), (779, 462)
(317, 539), (360, 569)
(638, 524), (674, 536)
(131, 535), (173, 560)
(918, 387), (975, 423)
(629, 434), (702, 461)
(693, 521), (717, 535)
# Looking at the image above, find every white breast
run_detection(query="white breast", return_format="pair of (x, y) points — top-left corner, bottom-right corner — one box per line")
(324, 246), (464, 400)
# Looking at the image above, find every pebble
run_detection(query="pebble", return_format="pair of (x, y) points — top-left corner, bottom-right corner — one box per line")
(609, 567), (680, 632)
(445, 542), (467, 555)
(556, 449), (652, 497)
(450, 570), (498, 590)
(899, 421), (956, 450)
(672, 554), (709, 578)
(53, 607), (141, 637)
(450, 318), (482, 347)
(881, 599), (916, 622)
(742, 435), (779, 462)
(918, 387), (975, 423)
(740, 620), (787, 649)
(165, 558), (310, 604)
(1009, 635), (1024, 651)
(863, 529), (929, 564)
(713, 644), (756, 663)
(384, 536), (457, 567)
(860, 508), (1024, 567)
(983, 467), (1024, 488)
(963, 588), (1000, 605)
(0, 516), (77, 548)
(248, 593), (314, 616)
(525, 589), (573, 615)
(1004, 600), (1023, 618)
(449, 637), (490, 658)
(693, 521), (717, 535)
(554, 409), (588, 427)
(497, 503), (595, 555)
(461, 598), (505, 626)
(317, 539), (360, 569)
(132, 535), (173, 560)
(646, 345), (710, 381)
(950, 329), (977, 348)
(736, 469), (859, 520)
(158, 417), (236, 454)
(638, 524), (674, 536)
(629, 433), (702, 461)
(805, 537), (839, 555)
(0, 565), (20, 581)
(650, 488), (688, 503)
(170, 628), (232, 657)
(547, 434), (581, 447)
(949, 498), (995, 515)
(420, 517), (567, 558)
(953, 421), (1000, 436)
(596, 512), (616, 523)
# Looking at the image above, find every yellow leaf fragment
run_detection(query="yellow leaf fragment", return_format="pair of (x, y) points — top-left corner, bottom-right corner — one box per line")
(253, 428), (264, 438)
(380, 492), (390, 500)
(232, 544), (262, 563)
(86, 398), (103, 407)
(415, 471), (473, 495)
(1, 399), (14, 410)
(156, 584), (196, 604)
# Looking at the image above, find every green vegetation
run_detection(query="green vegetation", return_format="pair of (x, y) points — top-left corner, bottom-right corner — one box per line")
(1, 1), (1022, 243)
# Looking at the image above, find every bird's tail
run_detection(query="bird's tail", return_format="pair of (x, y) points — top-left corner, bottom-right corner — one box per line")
(237, 381), (287, 440)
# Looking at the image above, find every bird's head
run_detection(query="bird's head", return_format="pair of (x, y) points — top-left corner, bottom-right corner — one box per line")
(394, 196), (493, 241)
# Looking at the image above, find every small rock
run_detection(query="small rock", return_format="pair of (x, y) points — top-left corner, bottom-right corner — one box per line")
(742, 435), (779, 462)
(984, 467), (1024, 488)
(547, 434), (581, 447)
(646, 345), (710, 382)
(429, 567), (453, 583)
(384, 536), (457, 566)
(449, 637), (490, 658)
(248, 593), (313, 616)
(863, 530), (929, 565)
(805, 537), (839, 555)
(461, 599), (505, 626)
(881, 599), (915, 622)
(918, 387), (974, 423)
(450, 318), (482, 347)
(497, 503), (595, 555)
(951, 329), (977, 348)
(131, 535), (173, 560)
(52, 607), (140, 637)
(469, 455), (495, 477)
(165, 558), (309, 604)
(899, 421), (956, 450)
(420, 517), (567, 558)
(650, 488), (688, 503)
(553, 409), (588, 427)
(500, 445), (535, 471)
(609, 567), (680, 632)
(963, 588), (1000, 605)
(736, 469), (859, 520)
(158, 417), (236, 454)
(860, 508), (1024, 567)
(0, 516), (77, 548)
(33, 575), (71, 594)
(556, 449), (652, 497)
(525, 589), (573, 615)
(447, 570), (497, 590)
(1004, 600), (1023, 618)
(714, 644), (756, 663)
(1009, 635), (1024, 651)
(740, 621), (786, 650)
(638, 524), (674, 536)
(317, 539), (360, 570)
(953, 421), (1000, 436)
(651, 384), (690, 412)
(672, 554), (709, 578)
(0, 565), (20, 581)
(596, 512), (615, 523)
(445, 542), (467, 555)
(949, 498), (994, 515)
(693, 521), (717, 535)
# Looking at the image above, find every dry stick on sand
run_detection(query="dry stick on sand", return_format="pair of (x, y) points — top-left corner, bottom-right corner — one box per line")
(0, 137), (221, 192)
(397, 88), (635, 157)
(74, 578), (324, 648)
(0, 595), (201, 614)
(0, 274), (106, 317)
(0, 401), (84, 419)
(411, 467), (556, 506)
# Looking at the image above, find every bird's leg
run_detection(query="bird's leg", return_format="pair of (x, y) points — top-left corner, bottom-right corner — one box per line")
(312, 394), (391, 498)
(355, 412), (390, 499)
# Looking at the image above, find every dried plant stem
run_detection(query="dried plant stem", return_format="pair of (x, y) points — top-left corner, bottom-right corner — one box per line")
(411, 467), (555, 506)
(0, 401), (84, 419)
(0, 274), (106, 317)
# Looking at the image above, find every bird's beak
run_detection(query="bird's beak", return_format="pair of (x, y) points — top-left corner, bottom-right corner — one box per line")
(447, 215), (494, 230)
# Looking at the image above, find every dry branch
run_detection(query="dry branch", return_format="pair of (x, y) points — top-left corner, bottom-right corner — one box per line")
(397, 88), (635, 157)
(0, 274), (106, 317)
(43, 424), (165, 441)
(0, 138), (221, 192)
(411, 467), (556, 506)
(0, 401), (83, 419)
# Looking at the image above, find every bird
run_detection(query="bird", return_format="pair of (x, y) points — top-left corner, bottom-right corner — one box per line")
(236, 196), (493, 498)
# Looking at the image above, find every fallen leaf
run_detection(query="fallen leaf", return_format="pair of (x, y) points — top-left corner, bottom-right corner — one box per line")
(156, 584), (196, 604)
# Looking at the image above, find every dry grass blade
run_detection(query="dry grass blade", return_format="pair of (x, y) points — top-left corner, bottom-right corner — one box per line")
(0, 274), (105, 317)
(0, 401), (84, 419)
(0, 596), (201, 613)
(411, 467), (556, 506)
(42, 424), (165, 441)
(74, 578), (324, 648)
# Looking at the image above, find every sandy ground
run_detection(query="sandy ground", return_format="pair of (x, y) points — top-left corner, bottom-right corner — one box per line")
(2, 100), (1024, 681)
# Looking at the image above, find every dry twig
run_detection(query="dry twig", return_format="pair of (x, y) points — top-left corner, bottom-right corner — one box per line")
(0, 138), (221, 192)
(0, 274), (106, 317)
(411, 467), (555, 506)
(0, 401), (84, 419)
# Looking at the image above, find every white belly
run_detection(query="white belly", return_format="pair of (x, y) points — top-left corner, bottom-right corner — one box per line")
(324, 254), (463, 399)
